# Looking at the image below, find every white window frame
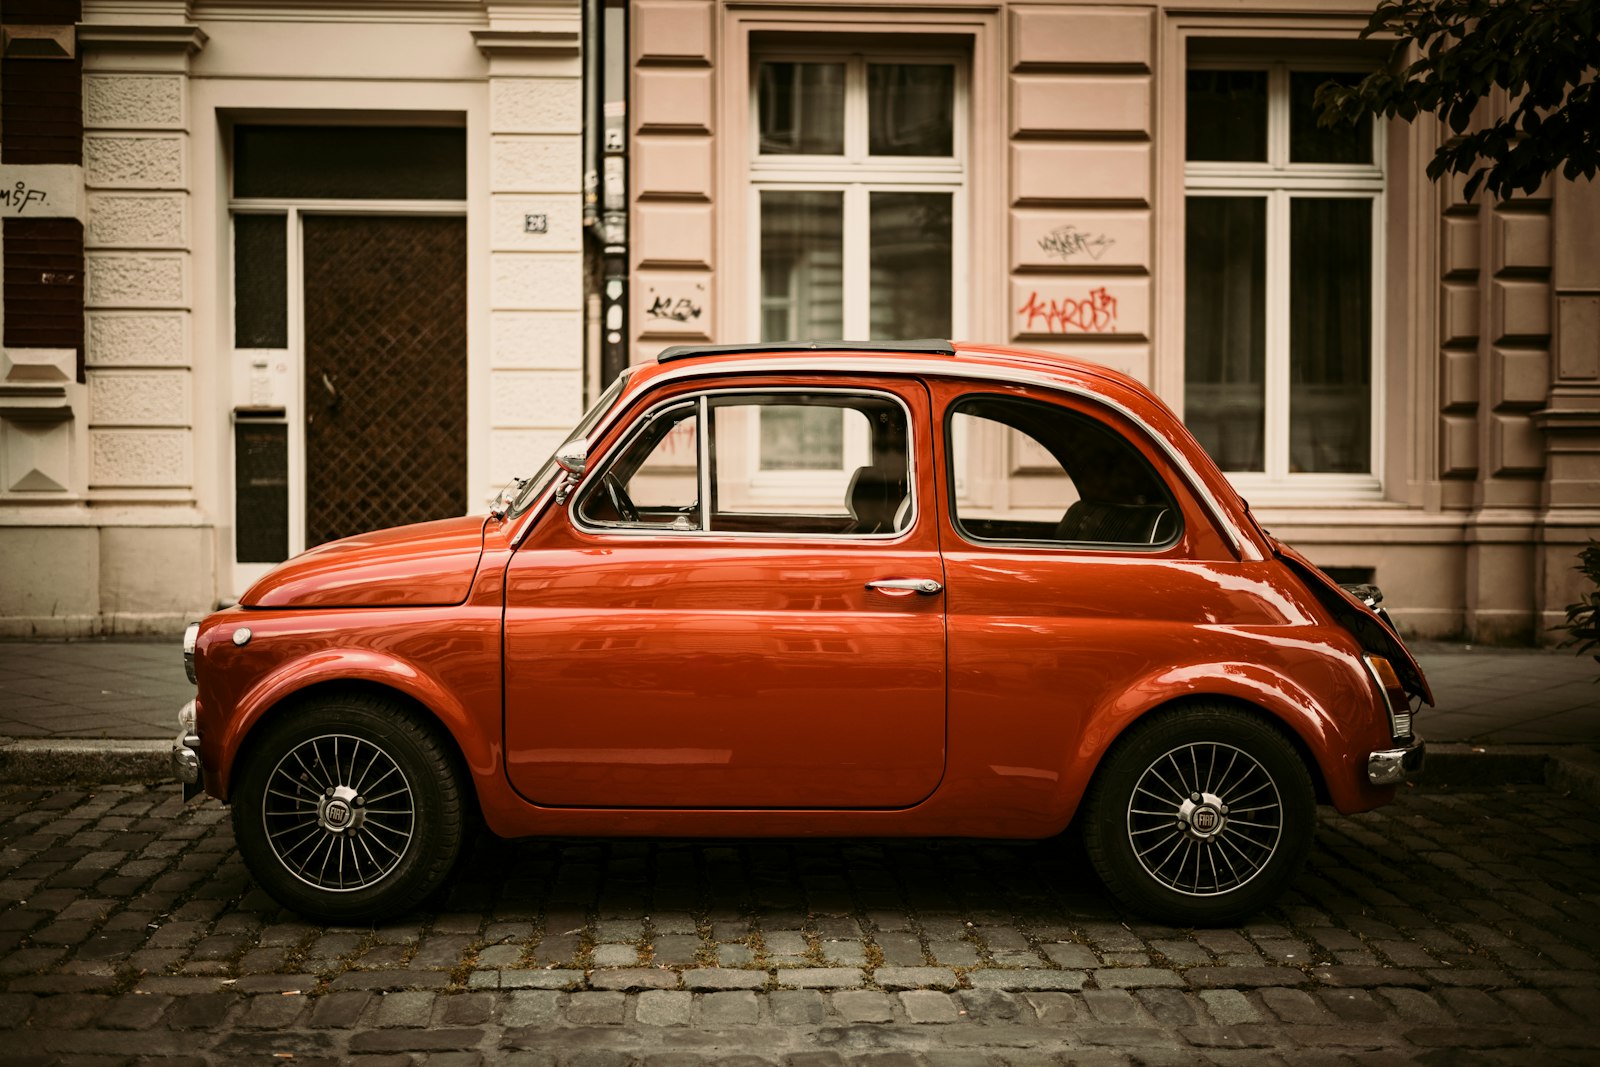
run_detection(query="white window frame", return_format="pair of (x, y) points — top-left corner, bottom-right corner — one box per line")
(748, 48), (969, 503)
(1184, 59), (1385, 502)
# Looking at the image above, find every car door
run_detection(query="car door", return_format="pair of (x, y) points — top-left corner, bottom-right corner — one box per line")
(932, 380), (1260, 815)
(502, 376), (946, 809)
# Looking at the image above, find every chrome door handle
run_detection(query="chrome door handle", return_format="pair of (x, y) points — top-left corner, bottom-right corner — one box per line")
(866, 578), (942, 596)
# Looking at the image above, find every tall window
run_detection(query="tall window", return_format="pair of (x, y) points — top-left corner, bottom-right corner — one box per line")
(1184, 63), (1382, 491)
(751, 51), (965, 482)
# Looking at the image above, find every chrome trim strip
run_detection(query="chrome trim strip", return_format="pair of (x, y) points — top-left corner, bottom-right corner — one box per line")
(182, 621), (199, 684)
(567, 384), (920, 543)
(513, 356), (1260, 561)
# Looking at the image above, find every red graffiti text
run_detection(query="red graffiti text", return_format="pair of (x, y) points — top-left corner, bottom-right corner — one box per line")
(1017, 287), (1119, 334)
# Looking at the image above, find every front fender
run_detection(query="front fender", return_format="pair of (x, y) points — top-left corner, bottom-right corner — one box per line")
(211, 646), (494, 801)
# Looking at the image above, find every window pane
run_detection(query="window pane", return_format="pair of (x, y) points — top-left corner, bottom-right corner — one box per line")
(760, 191), (843, 341)
(1185, 197), (1266, 472)
(1290, 198), (1371, 473)
(235, 422), (288, 563)
(234, 213), (286, 348)
(869, 192), (952, 340)
(577, 404), (700, 528)
(234, 126), (466, 199)
(759, 405), (845, 471)
(1290, 72), (1373, 164)
(868, 64), (954, 156)
(1186, 70), (1268, 162)
(757, 62), (845, 154)
(949, 396), (1180, 547)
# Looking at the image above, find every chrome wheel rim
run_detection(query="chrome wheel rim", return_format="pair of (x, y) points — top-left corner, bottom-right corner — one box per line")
(262, 733), (415, 892)
(1126, 741), (1282, 897)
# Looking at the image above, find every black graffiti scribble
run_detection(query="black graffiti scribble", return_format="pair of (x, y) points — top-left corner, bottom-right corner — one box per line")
(1017, 287), (1118, 333)
(647, 295), (703, 322)
(1038, 225), (1114, 262)
(1, 182), (49, 214)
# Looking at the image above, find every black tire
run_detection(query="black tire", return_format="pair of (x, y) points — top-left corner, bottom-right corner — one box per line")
(230, 691), (467, 924)
(1081, 703), (1315, 926)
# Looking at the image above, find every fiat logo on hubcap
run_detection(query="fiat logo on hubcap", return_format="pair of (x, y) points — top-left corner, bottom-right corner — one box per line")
(325, 801), (350, 828)
(1192, 808), (1218, 832)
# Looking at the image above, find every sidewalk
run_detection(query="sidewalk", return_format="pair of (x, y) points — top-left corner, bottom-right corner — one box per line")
(0, 634), (1594, 743)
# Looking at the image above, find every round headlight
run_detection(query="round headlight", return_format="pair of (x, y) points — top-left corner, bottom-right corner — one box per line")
(178, 699), (197, 733)
(182, 621), (199, 684)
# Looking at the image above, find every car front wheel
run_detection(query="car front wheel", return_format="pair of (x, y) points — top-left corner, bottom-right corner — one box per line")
(231, 692), (467, 923)
(1081, 704), (1316, 926)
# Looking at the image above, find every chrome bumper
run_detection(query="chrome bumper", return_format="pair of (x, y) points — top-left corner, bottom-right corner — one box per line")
(1368, 736), (1425, 785)
(171, 699), (203, 801)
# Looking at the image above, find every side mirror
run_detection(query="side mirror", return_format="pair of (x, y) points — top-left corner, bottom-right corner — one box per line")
(554, 439), (588, 477)
(553, 438), (588, 504)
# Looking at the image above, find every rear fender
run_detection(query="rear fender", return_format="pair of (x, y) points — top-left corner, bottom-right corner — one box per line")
(1071, 656), (1382, 817)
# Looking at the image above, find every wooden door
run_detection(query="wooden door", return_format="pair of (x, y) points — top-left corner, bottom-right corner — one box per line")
(302, 215), (467, 547)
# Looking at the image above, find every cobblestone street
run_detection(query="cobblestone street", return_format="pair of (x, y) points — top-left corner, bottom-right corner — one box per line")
(1, 780), (1597, 1065)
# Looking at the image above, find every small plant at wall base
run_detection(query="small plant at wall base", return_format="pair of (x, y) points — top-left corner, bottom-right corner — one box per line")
(1556, 540), (1600, 672)
(1315, 0), (1599, 200)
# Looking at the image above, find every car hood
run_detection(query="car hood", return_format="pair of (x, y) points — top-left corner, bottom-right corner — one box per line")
(1271, 537), (1434, 706)
(241, 516), (489, 609)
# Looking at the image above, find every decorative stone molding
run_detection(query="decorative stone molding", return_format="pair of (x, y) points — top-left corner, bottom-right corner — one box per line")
(490, 311), (583, 369)
(75, 24), (208, 55)
(490, 78), (582, 134)
(488, 370), (583, 428)
(87, 192), (187, 248)
(88, 370), (190, 426)
(85, 252), (188, 308)
(83, 74), (185, 129)
(83, 134), (186, 189)
(472, 28), (580, 57)
(490, 135), (581, 192)
(490, 252), (582, 311)
(85, 312), (188, 367)
(89, 428), (188, 487)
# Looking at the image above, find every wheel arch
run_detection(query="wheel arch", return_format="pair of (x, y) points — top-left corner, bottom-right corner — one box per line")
(1085, 693), (1333, 810)
(216, 658), (491, 809)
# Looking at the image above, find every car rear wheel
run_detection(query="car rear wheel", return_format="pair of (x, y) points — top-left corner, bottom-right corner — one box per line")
(231, 692), (466, 923)
(1081, 704), (1315, 926)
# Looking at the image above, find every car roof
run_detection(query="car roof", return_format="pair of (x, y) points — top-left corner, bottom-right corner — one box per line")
(650, 339), (1149, 397)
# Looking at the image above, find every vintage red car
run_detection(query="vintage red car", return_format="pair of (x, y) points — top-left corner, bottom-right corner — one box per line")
(174, 339), (1429, 926)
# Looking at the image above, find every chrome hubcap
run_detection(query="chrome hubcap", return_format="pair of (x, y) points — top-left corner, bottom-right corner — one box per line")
(1127, 742), (1282, 897)
(262, 733), (414, 892)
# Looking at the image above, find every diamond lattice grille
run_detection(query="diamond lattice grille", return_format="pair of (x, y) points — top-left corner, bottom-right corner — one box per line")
(303, 215), (467, 548)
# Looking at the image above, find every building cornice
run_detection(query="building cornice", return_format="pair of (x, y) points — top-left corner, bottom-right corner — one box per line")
(471, 26), (579, 57)
(76, 23), (208, 53)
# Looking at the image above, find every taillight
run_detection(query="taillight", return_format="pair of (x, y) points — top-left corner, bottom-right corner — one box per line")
(1362, 653), (1412, 739)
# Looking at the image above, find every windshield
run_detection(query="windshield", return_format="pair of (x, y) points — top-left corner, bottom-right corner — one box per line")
(507, 369), (631, 518)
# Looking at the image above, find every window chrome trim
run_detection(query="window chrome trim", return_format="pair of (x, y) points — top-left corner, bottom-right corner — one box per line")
(568, 384), (920, 542)
(512, 357), (1259, 561)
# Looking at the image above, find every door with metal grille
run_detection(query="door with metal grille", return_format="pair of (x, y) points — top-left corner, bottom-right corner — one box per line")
(302, 215), (467, 547)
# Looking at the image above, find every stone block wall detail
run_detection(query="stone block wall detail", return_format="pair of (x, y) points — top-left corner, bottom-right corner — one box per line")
(631, 0), (715, 355)
(479, 10), (587, 492)
(81, 50), (194, 495)
(1005, 5), (1153, 383)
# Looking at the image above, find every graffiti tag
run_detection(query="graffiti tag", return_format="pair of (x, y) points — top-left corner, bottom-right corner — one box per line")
(1, 182), (48, 214)
(646, 294), (703, 323)
(1037, 224), (1114, 262)
(1017, 287), (1118, 334)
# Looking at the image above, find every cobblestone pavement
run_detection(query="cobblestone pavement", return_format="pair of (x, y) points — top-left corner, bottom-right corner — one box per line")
(1, 782), (1597, 1065)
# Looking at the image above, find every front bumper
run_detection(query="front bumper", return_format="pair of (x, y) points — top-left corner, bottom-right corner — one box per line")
(1367, 736), (1425, 786)
(171, 698), (203, 801)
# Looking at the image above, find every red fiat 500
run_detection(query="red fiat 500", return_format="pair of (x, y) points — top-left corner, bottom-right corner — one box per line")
(174, 340), (1429, 926)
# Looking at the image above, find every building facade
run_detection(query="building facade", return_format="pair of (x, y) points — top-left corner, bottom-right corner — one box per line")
(1, 0), (588, 635)
(622, 0), (1600, 643)
(0, 0), (1596, 643)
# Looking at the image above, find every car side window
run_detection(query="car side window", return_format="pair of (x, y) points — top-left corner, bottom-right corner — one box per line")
(947, 395), (1181, 549)
(575, 401), (701, 529)
(575, 390), (914, 537)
